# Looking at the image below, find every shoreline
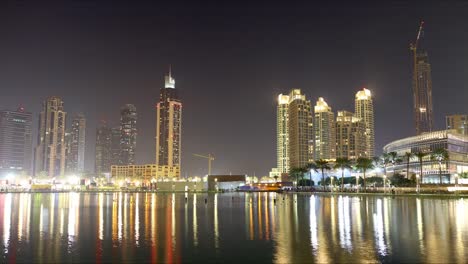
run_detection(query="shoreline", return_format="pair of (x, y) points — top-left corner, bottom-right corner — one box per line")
(0, 189), (467, 199)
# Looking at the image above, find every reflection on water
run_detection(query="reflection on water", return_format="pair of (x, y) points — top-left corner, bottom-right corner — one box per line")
(1, 193), (468, 263)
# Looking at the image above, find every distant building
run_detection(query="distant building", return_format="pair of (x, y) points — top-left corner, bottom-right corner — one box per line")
(155, 68), (182, 177)
(0, 107), (33, 175)
(34, 97), (67, 177)
(111, 127), (121, 165)
(111, 164), (180, 183)
(412, 52), (434, 135)
(288, 89), (313, 169)
(66, 113), (86, 174)
(314, 97), (336, 161)
(335, 110), (366, 160)
(446, 114), (467, 135)
(355, 88), (375, 158)
(95, 121), (112, 176)
(120, 104), (137, 165)
(383, 130), (468, 183)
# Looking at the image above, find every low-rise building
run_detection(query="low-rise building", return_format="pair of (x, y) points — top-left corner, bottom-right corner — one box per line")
(383, 130), (468, 183)
(111, 164), (180, 184)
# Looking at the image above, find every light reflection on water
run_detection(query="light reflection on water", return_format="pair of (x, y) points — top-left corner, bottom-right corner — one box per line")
(0, 193), (468, 263)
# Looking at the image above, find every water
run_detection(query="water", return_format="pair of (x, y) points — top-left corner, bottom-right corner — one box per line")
(0, 192), (467, 263)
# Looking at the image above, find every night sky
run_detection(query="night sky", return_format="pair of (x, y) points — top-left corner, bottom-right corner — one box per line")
(0, 0), (467, 176)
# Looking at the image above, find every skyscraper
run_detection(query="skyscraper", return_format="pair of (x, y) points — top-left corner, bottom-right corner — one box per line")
(120, 104), (137, 165)
(446, 114), (467, 135)
(412, 52), (434, 135)
(111, 127), (122, 165)
(66, 113), (86, 174)
(276, 94), (290, 174)
(288, 89), (313, 169)
(335, 110), (366, 160)
(355, 88), (375, 158)
(0, 107), (33, 175)
(155, 68), (182, 176)
(95, 121), (112, 175)
(35, 97), (67, 177)
(313, 97), (336, 161)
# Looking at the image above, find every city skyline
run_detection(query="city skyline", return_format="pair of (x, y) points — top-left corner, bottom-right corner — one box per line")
(0, 1), (467, 176)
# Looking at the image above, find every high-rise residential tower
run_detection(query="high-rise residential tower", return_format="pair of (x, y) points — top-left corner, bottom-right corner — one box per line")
(335, 111), (366, 160)
(0, 107), (33, 175)
(276, 94), (290, 174)
(288, 89), (313, 169)
(313, 97), (336, 161)
(446, 114), (467, 135)
(412, 52), (434, 135)
(120, 104), (137, 165)
(355, 88), (375, 158)
(66, 113), (86, 174)
(95, 121), (112, 175)
(155, 68), (182, 176)
(34, 97), (67, 177)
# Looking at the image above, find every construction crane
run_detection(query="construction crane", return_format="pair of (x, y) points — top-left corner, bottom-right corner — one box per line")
(193, 153), (215, 176)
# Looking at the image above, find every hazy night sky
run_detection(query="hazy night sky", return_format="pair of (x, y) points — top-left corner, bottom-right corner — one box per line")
(0, 0), (467, 176)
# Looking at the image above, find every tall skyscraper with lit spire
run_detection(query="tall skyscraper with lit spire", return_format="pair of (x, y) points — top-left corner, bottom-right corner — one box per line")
(355, 88), (374, 157)
(156, 67), (182, 177)
(276, 94), (290, 174)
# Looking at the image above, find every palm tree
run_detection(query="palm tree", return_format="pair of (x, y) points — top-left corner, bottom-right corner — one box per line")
(388, 151), (402, 176)
(431, 148), (449, 184)
(415, 152), (426, 183)
(315, 159), (331, 187)
(334, 157), (353, 192)
(305, 162), (318, 188)
(289, 167), (307, 188)
(403, 152), (414, 179)
(355, 157), (374, 192)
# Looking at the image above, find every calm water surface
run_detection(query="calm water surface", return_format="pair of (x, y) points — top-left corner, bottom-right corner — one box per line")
(0, 192), (467, 263)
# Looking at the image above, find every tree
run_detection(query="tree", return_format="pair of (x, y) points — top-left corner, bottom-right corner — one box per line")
(403, 152), (414, 179)
(355, 157), (374, 192)
(376, 153), (391, 176)
(315, 159), (331, 187)
(415, 152), (426, 183)
(305, 162), (318, 188)
(431, 148), (449, 184)
(289, 167), (307, 187)
(415, 151), (427, 183)
(334, 157), (353, 191)
(388, 151), (402, 176)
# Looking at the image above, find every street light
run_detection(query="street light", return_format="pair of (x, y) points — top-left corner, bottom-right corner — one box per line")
(383, 175), (387, 194)
(356, 174), (359, 193)
(416, 174), (420, 194)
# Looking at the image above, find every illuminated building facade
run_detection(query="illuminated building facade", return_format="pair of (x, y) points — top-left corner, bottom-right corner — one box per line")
(355, 88), (375, 157)
(0, 107), (33, 175)
(446, 114), (467, 135)
(276, 94), (290, 173)
(413, 52), (434, 135)
(66, 113), (86, 174)
(34, 97), (67, 177)
(383, 130), (468, 183)
(156, 68), (182, 177)
(95, 121), (112, 176)
(120, 104), (137, 165)
(288, 89), (313, 169)
(111, 164), (180, 182)
(335, 111), (366, 160)
(314, 97), (336, 161)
